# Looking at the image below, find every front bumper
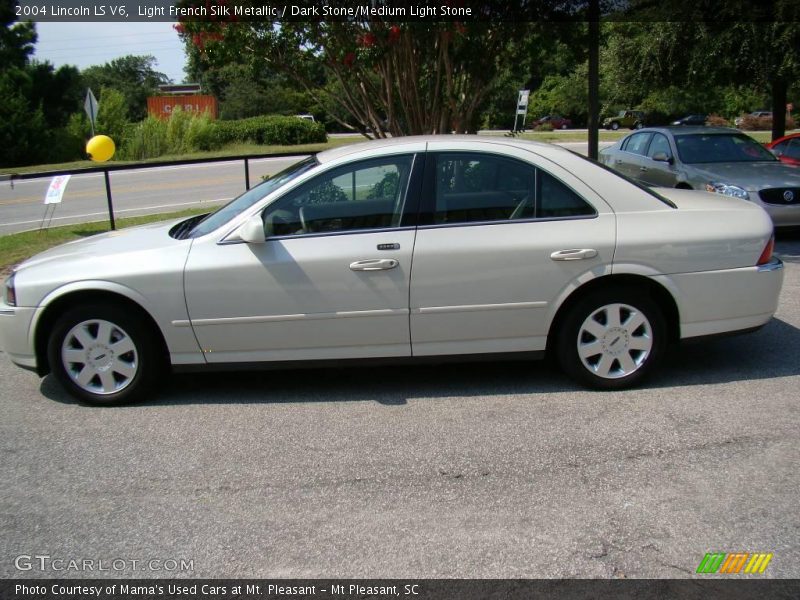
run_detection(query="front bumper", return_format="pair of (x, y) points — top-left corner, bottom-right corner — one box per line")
(0, 304), (38, 371)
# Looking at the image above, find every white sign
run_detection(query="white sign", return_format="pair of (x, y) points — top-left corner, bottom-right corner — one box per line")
(45, 175), (71, 205)
(517, 89), (530, 115)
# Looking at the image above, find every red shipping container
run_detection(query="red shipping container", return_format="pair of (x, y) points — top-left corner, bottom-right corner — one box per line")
(147, 95), (218, 120)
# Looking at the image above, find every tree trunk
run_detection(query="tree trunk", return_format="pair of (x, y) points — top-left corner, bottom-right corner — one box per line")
(771, 78), (787, 142)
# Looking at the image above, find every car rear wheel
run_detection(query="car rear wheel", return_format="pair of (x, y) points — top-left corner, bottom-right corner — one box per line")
(634, 122), (644, 129)
(611, 122), (620, 130)
(560, 124), (568, 130)
(556, 289), (666, 390)
(47, 304), (162, 405)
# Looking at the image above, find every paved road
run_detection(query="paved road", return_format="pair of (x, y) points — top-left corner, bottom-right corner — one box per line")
(0, 235), (798, 579)
(0, 141), (613, 236)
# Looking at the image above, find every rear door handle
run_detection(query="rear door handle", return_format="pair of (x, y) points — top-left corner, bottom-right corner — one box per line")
(550, 249), (598, 261)
(349, 259), (398, 271)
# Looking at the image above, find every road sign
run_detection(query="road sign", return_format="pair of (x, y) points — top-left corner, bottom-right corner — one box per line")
(44, 175), (71, 205)
(84, 88), (98, 136)
(513, 89), (531, 133)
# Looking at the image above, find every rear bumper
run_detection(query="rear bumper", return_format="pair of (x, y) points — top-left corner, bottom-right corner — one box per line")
(0, 305), (38, 371)
(656, 258), (784, 340)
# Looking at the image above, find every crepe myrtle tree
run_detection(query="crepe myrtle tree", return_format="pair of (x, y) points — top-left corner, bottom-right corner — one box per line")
(176, 8), (528, 137)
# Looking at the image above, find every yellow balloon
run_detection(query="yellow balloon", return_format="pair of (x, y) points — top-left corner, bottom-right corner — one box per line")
(86, 135), (115, 162)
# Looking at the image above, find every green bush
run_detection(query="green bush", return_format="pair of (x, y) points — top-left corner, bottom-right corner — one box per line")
(165, 107), (194, 154)
(185, 112), (217, 151)
(120, 116), (168, 160)
(214, 115), (326, 146)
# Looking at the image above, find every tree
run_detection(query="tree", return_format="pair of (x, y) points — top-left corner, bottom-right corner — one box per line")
(82, 55), (170, 121)
(0, 0), (35, 70)
(177, 16), (536, 137)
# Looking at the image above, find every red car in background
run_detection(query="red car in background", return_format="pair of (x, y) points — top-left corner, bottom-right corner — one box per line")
(766, 133), (800, 166)
(532, 114), (572, 129)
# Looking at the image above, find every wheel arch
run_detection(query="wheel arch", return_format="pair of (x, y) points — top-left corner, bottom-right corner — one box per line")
(545, 274), (680, 357)
(32, 285), (170, 376)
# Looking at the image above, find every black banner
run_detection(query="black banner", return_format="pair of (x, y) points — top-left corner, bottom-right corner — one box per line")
(12, 0), (800, 23)
(3, 580), (800, 600)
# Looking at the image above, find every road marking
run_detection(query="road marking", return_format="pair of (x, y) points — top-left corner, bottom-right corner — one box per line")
(0, 198), (230, 228)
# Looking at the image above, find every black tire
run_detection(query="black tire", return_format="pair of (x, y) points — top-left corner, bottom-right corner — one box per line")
(560, 124), (568, 130)
(634, 122), (644, 130)
(611, 122), (620, 131)
(555, 288), (666, 390)
(47, 303), (163, 405)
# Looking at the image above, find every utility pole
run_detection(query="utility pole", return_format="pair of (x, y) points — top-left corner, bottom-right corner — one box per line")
(587, 0), (600, 160)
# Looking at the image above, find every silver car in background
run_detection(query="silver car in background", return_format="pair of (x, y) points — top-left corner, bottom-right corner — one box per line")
(599, 126), (800, 227)
(0, 136), (785, 405)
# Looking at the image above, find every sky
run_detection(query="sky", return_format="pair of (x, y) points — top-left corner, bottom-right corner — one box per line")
(32, 22), (188, 83)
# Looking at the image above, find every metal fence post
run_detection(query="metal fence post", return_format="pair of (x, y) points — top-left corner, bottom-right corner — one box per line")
(244, 157), (251, 190)
(103, 169), (116, 230)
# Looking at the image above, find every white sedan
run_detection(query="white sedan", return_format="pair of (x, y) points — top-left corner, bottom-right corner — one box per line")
(0, 136), (784, 405)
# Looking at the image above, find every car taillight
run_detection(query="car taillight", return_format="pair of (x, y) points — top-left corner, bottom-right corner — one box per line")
(757, 235), (774, 266)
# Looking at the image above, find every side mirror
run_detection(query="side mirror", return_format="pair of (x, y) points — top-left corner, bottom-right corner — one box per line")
(238, 214), (266, 244)
(652, 151), (674, 165)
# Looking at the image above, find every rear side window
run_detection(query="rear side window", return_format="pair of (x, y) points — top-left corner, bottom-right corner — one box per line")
(431, 153), (595, 225)
(623, 132), (653, 155)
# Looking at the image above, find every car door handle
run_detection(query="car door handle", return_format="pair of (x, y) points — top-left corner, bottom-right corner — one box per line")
(639, 166), (648, 171)
(550, 249), (598, 261)
(349, 259), (398, 271)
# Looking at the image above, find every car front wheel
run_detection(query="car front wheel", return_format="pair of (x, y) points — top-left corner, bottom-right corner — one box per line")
(47, 304), (162, 405)
(556, 289), (666, 390)
(610, 122), (620, 130)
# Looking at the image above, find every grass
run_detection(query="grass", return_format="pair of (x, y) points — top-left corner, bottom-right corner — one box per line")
(0, 207), (209, 277)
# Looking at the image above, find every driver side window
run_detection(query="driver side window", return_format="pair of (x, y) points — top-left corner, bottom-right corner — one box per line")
(262, 155), (414, 237)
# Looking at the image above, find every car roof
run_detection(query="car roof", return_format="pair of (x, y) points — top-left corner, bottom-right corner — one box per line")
(315, 134), (569, 164)
(636, 126), (740, 135)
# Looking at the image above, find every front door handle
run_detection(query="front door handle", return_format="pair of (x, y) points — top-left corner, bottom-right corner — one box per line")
(550, 249), (598, 261)
(349, 259), (399, 271)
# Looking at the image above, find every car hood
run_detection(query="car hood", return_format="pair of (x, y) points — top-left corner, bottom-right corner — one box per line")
(687, 161), (800, 190)
(16, 218), (188, 273)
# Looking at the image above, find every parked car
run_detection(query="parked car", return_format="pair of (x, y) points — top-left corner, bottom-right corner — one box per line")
(735, 111), (772, 127)
(0, 136), (783, 405)
(672, 114), (707, 126)
(599, 126), (800, 227)
(603, 110), (645, 130)
(765, 132), (800, 166)
(533, 114), (572, 129)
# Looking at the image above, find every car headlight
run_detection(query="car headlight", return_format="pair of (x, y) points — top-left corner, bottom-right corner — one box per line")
(705, 182), (750, 200)
(4, 273), (16, 306)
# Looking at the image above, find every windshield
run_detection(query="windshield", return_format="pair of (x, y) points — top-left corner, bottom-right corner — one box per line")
(674, 133), (778, 164)
(187, 156), (318, 238)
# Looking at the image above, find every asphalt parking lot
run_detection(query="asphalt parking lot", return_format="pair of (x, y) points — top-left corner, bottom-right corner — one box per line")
(1, 233), (798, 579)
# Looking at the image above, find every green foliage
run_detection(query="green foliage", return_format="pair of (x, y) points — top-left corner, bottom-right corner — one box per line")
(82, 55), (170, 121)
(214, 115), (326, 146)
(165, 106), (194, 154)
(0, 4), (36, 69)
(120, 116), (168, 160)
(96, 87), (130, 142)
(184, 112), (217, 151)
(118, 112), (326, 161)
(0, 72), (47, 167)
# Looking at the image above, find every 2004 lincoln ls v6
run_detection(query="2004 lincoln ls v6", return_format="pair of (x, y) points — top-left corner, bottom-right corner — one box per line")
(0, 136), (784, 405)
